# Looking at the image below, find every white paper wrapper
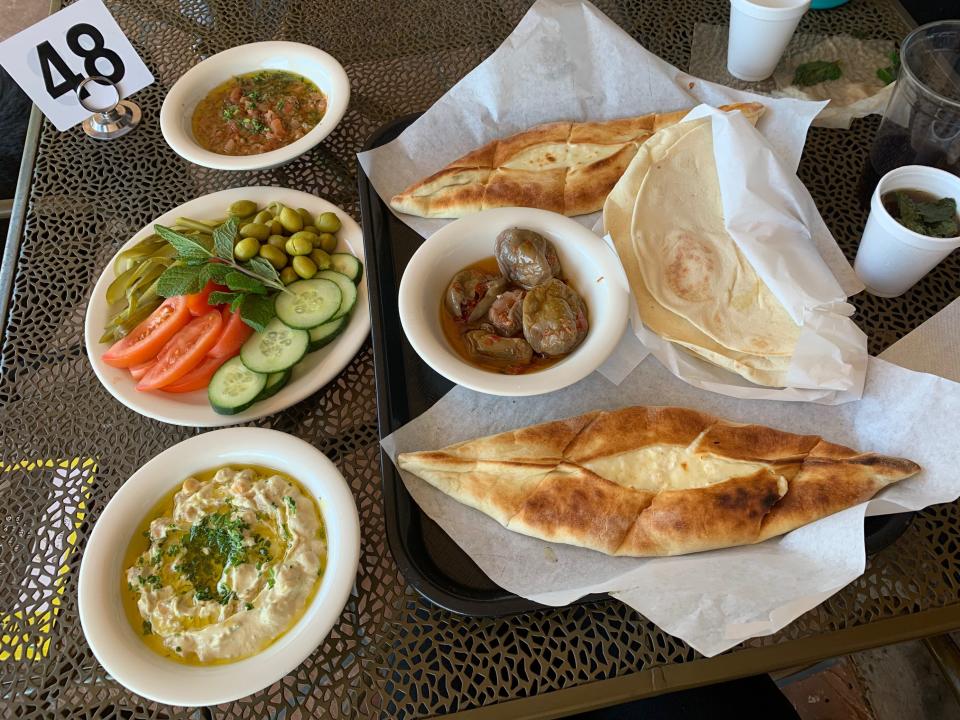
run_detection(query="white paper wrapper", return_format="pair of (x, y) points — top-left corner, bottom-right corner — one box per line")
(690, 24), (897, 129)
(603, 106), (868, 404)
(357, 0), (830, 242)
(381, 343), (960, 657)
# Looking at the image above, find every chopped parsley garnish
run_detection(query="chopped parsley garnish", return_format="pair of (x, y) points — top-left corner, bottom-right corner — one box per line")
(266, 567), (276, 589)
(240, 117), (267, 134)
(141, 530), (150, 540)
(281, 522), (292, 541)
(276, 98), (286, 112)
(284, 496), (296, 514)
(245, 602), (254, 611)
(177, 511), (250, 602)
(245, 89), (263, 101)
(877, 50), (900, 85)
(144, 574), (162, 589)
(175, 646), (182, 653)
(142, 620), (152, 636)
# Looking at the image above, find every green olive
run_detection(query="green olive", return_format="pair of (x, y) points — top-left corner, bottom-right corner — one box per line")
(285, 237), (313, 256)
(315, 212), (342, 234)
(240, 222), (270, 241)
(278, 207), (303, 233)
(267, 234), (287, 250)
(234, 237), (261, 261)
(318, 232), (338, 253)
(302, 225), (319, 235)
(266, 201), (285, 217)
(280, 267), (299, 285)
(258, 244), (288, 270)
(289, 230), (318, 246)
(292, 255), (318, 279)
(228, 200), (257, 217)
(253, 210), (274, 225)
(296, 208), (313, 227)
(309, 248), (332, 270)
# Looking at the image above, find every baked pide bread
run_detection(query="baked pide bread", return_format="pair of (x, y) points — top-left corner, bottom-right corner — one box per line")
(397, 406), (919, 556)
(390, 103), (764, 218)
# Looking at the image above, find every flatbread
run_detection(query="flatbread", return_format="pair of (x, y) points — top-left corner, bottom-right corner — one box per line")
(390, 103), (764, 218)
(397, 407), (919, 557)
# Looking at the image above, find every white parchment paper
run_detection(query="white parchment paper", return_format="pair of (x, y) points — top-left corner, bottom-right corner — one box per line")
(603, 107), (868, 404)
(381, 336), (960, 656)
(357, 0), (830, 242)
(690, 24), (896, 129)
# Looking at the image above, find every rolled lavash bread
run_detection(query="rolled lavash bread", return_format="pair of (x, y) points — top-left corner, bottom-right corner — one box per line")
(389, 103), (764, 218)
(396, 406), (919, 557)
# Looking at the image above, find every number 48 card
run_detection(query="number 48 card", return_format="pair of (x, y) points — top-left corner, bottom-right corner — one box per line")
(0, 0), (154, 131)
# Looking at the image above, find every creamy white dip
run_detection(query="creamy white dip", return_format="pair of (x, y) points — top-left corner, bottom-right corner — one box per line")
(125, 467), (326, 663)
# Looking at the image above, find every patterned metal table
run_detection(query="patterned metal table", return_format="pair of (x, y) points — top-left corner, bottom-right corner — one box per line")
(2, 0), (959, 718)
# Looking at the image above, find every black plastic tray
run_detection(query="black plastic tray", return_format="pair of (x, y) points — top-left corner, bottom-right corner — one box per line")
(357, 113), (915, 617)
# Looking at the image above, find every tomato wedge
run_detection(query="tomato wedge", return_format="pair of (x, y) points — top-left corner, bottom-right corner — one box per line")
(186, 281), (226, 316)
(137, 310), (223, 391)
(128, 359), (156, 381)
(160, 355), (228, 393)
(208, 308), (254, 359)
(102, 297), (190, 368)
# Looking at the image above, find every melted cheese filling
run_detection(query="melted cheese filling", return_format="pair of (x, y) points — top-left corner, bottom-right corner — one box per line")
(581, 444), (770, 494)
(501, 142), (626, 172)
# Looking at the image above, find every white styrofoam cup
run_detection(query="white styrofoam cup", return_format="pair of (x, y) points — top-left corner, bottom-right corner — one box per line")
(854, 165), (960, 297)
(727, 0), (811, 82)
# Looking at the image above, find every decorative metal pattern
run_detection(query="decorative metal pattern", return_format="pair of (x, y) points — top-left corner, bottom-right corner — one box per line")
(1, 0), (952, 718)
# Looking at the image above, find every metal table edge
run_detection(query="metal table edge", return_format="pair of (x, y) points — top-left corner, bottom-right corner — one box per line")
(448, 603), (960, 719)
(0, 104), (44, 345)
(0, 0), (58, 344)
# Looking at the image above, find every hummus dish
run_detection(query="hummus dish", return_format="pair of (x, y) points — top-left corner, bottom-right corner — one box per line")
(123, 465), (326, 664)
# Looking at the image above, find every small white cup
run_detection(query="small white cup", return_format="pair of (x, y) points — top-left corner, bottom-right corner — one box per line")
(727, 0), (811, 82)
(854, 165), (960, 297)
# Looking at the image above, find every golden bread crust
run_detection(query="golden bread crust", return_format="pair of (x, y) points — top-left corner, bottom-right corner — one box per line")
(389, 103), (765, 218)
(396, 406), (920, 556)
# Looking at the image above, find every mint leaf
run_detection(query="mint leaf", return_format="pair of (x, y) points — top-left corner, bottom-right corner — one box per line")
(793, 60), (841, 87)
(230, 295), (244, 313)
(202, 263), (232, 283)
(239, 294), (275, 333)
(245, 257), (282, 285)
(213, 217), (239, 261)
(209, 291), (241, 306)
(877, 50), (900, 85)
(224, 271), (268, 295)
(156, 263), (205, 297)
(155, 225), (213, 260)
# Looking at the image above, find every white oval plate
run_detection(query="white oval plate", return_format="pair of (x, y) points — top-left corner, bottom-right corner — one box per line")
(160, 41), (350, 171)
(398, 207), (629, 397)
(78, 428), (360, 706)
(84, 187), (369, 427)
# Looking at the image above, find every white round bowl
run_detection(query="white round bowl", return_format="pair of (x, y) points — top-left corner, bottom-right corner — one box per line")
(398, 208), (629, 396)
(78, 428), (360, 707)
(160, 41), (350, 171)
(84, 186), (369, 427)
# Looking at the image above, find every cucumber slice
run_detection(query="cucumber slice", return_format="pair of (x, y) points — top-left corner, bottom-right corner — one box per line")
(254, 368), (291, 402)
(308, 316), (348, 352)
(330, 253), (363, 284)
(274, 278), (341, 330)
(315, 270), (357, 321)
(208, 357), (267, 415)
(240, 318), (309, 373)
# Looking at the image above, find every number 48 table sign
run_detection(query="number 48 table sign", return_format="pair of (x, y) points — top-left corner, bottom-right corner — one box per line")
(0, 0), (154, 132)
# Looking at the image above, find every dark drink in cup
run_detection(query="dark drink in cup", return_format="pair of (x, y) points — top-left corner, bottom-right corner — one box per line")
(858, 21), (960, 208)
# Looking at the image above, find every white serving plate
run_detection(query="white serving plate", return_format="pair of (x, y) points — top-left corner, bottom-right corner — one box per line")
(77, 428), (360, 706)
(398, 207), (629, 396)
(84, 187), (369, 427)
(160, 41), (350, 171)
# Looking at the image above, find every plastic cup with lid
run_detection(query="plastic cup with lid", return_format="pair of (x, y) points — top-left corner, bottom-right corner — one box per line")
(854, 165), (960, 297)
(726, 0), (811, 82)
